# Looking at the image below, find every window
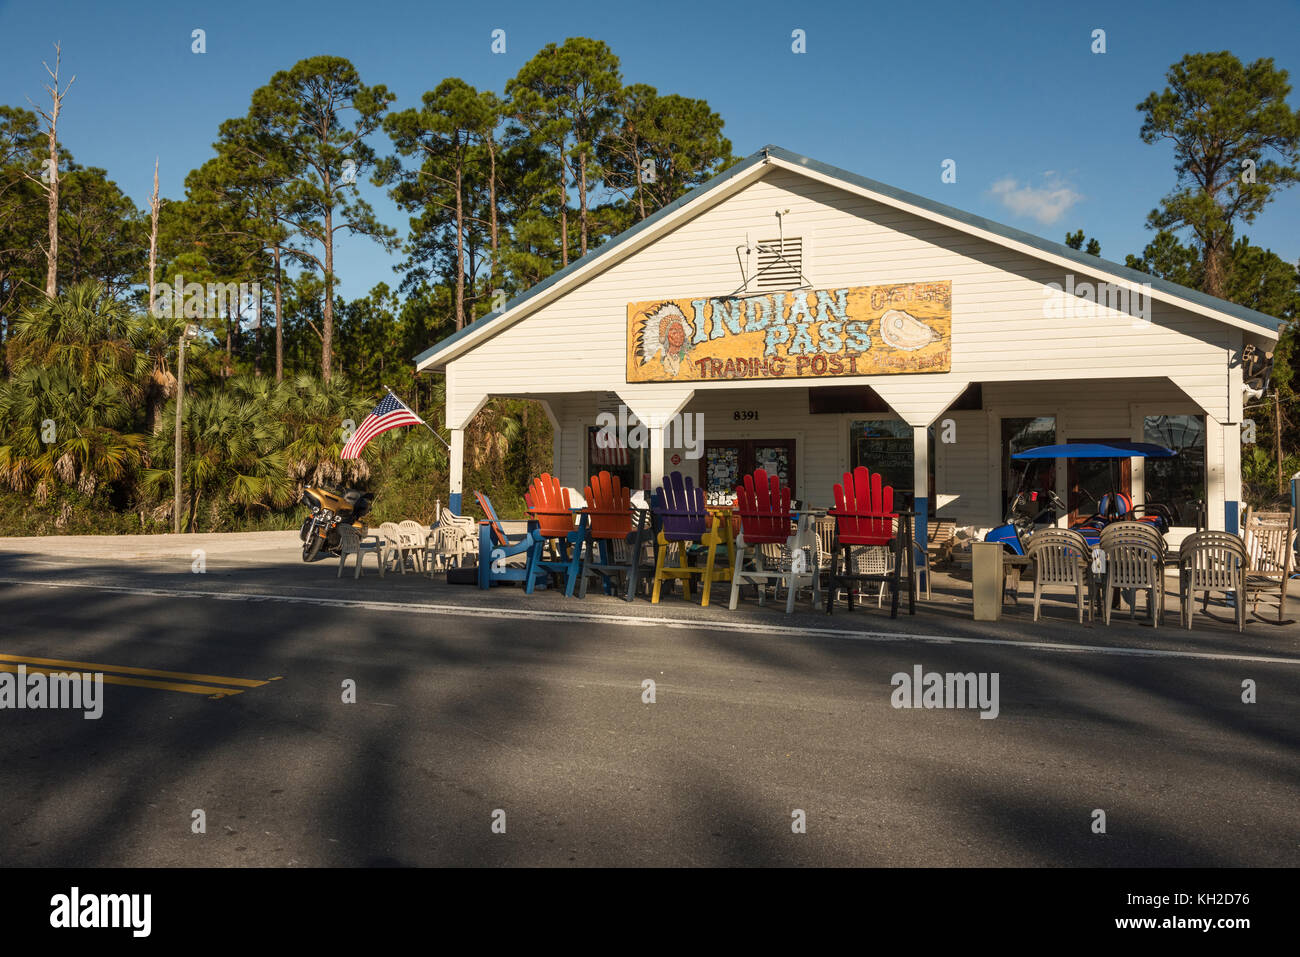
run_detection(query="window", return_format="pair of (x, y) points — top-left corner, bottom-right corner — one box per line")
(849, 420), (910, 501)
(1143, 414), (1206, 526)
(1001, 416), (1056, 514)
(587, 426), (637, 491)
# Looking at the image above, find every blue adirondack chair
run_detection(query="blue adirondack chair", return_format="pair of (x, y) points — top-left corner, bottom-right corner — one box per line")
(523, 474), (587, 596)
(474, 490), (538, 589)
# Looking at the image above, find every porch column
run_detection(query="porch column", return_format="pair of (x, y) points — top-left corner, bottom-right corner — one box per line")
(648, 425), (666, 493)
(1223, 420), (1241, 533)
(449, 428), (465, 514)
(443, 380), (488, 516)
(913, 425), (929, 590)
(617, 387), (693, 496)
(535, 398), (563, 486)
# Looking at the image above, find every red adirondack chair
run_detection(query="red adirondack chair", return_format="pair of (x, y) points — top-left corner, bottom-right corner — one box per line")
(577, 471), (651, 600)
(729, 468), (820, 613)
(826, 466), (915, 618)
(734, 468), (793, 546)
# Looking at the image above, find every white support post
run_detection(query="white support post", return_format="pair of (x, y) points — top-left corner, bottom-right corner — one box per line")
(1223, 419), (1241, 533)
(449, 428), (465, 515)
(912, 425), (929, 588)
(649, 425), (666, 493)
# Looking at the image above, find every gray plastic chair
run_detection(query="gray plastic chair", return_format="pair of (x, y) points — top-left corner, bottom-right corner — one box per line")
(1178, 531), (1246, 631)
(1026, 528), (1093, 623)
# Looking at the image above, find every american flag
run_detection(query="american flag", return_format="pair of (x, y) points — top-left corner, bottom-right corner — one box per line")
(341, 392), (425, 460)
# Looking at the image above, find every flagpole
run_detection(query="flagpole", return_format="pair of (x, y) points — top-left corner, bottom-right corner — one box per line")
(384, 385), (452, 451)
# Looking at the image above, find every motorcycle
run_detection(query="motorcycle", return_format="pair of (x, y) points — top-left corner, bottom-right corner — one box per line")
(299, 486), (375, 561)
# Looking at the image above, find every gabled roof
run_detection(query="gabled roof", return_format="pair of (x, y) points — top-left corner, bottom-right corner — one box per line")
(415, 144), (1284, 371)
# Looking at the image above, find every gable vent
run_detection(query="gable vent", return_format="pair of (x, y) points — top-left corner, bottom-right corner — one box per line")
(755, 236), (805, 289)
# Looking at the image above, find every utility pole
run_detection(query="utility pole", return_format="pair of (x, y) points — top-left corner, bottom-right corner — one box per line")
(173, 324), (198, 533)
(1276, 388), (1285, 496)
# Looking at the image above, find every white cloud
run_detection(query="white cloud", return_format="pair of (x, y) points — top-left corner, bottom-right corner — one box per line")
(988, 174), (1082, 226)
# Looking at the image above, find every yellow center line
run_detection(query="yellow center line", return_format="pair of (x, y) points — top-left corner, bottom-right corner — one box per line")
(0, 662), (243, 697)
(0, 652), (269, 688)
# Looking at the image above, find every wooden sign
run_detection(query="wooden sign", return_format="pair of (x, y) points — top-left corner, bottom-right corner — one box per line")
(626, 282), (951, 382)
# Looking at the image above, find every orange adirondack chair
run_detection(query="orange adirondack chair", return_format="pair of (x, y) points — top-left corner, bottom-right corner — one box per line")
(577, 471), (651, 601)
(826, 466), (915, 618)
(523, 474), (586, 596)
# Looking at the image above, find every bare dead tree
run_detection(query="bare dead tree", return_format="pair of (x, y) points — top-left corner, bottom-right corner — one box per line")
(25, 43), (76, 298)
(148, 157), (160, 314)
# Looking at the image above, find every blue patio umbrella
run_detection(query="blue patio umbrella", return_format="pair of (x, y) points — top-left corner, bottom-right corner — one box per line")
(1012, 441), (1176, 520)
(1011, 441), (1176, 460)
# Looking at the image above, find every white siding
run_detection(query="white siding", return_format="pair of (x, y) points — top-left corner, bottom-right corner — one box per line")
(446, 165), (1245, 531)
(445, 167), (1234, 423)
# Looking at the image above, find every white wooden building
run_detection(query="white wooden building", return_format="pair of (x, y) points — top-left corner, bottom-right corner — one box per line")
(415, 146), (1282, 553)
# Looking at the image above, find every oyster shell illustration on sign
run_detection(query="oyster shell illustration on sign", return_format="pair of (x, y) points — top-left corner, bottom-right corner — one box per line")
(879, 309), (941, 351)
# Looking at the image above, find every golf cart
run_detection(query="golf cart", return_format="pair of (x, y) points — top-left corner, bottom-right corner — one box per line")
(985, 441), (1178, 555)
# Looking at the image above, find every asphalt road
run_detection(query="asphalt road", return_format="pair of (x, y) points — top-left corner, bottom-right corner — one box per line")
(0, 536), (1297, 867)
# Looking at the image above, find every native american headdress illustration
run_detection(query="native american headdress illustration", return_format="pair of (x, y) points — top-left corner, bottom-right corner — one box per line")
(635, 302), (695, 377)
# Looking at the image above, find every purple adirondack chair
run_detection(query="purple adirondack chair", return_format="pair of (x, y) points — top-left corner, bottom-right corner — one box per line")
(651, 471), (734, 605)
(654, 471), (707, 540)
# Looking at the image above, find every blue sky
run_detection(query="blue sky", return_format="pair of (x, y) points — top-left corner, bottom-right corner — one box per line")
(2, 0), (1298, 300)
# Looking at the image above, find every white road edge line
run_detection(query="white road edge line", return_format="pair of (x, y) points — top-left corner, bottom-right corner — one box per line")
(1, 576), (1298, 667)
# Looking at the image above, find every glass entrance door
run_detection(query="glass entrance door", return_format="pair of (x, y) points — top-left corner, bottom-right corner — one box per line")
(701, 439), (796, 497)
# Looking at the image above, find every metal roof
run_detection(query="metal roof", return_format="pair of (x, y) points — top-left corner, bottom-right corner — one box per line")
(414, 144), (1284, 369)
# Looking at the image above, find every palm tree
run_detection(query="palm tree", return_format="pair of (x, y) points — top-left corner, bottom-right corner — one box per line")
(275, 373), (373, 494)
(128, 307), (189, 434)
(0, 282), (148, 502)
(0, 363), (145, 501)
(142, 379), (296, 531)
(7, 281), (145, 401)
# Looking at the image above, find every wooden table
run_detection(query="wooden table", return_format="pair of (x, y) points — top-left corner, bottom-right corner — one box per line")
(1002, 553), (1032, 606)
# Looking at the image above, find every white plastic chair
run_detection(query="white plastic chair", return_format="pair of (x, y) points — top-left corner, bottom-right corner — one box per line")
(729, 513), (821, 614)
(397, 520), (430, 572)
(338, 524), (384, 579)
